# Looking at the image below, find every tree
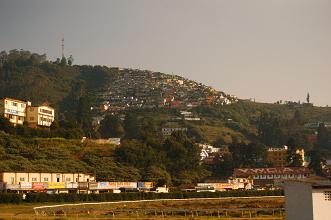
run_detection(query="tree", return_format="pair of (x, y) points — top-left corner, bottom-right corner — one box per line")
(258, 112), (286, 146)
(0, 116), (15, 134)
(316, 123), (330, 150)
(76, 97), (93, 137)
(306, 93), (310, 103)
(99, 114), (124, 138)
(67, 55), (74, 66)
(123, 113), (141, 139)
(308, 150), (326, 176)
(60, 56), (67, 66)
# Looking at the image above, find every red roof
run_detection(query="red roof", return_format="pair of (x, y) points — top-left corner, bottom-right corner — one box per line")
(234, 167), (312, 177)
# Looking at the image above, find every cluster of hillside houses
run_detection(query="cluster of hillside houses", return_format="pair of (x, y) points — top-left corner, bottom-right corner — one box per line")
(93, 69), (238, 114)
(0, 97), (55, 127)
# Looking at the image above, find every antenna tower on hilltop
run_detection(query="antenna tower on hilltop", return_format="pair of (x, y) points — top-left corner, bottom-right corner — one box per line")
(61, 38), (65, 58)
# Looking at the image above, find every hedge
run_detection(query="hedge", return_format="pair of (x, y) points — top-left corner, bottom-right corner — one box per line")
(0, 190), (284, 204)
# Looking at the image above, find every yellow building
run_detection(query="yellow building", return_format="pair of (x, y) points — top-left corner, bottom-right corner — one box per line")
(267, 146), (289, 167)
(267, 146), (305, 167)
(26, 105), (55, 127)
(0, 172), (95, 185)
(0, 98), (30, 125)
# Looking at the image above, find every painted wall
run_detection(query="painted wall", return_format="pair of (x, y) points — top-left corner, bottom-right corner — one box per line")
(285, 182), (313, 220)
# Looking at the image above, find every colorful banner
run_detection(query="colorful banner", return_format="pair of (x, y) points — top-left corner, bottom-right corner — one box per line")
(88, 182), (98, 190)
(66, 182), (78, 189)
(78, 182), (88, 189)
(46, 182), (65, 189)
(98, 182), (110, 189)
(6, 184), (20, 190)
(32, 182), (45, 190)
(20, 182), (32, 189)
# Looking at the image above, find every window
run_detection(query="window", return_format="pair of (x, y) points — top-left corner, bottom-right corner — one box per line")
(21, 104), (25, 108)
(44, 177), (49, 182)
(19, 177), (25, 181)
(32, 177), (37, 182)
(65, 177), (71, 182)
(324, 191), (331, 201)
(12, 102), (17, 106)
(40, 109), (53, 115)
(10, 177), (14, 184)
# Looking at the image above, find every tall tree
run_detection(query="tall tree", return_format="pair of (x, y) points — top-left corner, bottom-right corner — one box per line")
(99, 114), (124, 138)
(306, 92), (310, 103)
(316, 123), (330, 150)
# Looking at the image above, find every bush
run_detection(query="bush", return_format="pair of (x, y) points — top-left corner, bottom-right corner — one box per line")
(0, 193), (22, 204)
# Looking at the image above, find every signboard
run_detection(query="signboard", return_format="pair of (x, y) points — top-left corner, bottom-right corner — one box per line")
(32, 182), (45, 190)
(108, 182), (117, 189)
(46, 182), (65, 189)
(20, 182), (32, 189)
(5, 184), (20, 190)
(138, 182), (153, 188)
(88, 182), (98, 190)
(6, 109), (19, 115)
(78, 182), (88, 189)
(98, 182), (111, 190)
(66, 182), (78, 189)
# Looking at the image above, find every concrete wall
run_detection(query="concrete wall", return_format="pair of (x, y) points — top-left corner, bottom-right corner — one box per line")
(285, 182), (313, 220)
(312, 188), (331, 220)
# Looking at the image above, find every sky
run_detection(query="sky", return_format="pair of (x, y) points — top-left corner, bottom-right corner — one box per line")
(1, 0), (331, 106)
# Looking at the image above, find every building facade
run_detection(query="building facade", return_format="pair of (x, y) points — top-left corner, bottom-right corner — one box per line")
(285, 181), (331, 220)
(0, 172), (95, 184)
(267, 146), (288, 167)
(0, 98), (55, 127)
(26, 105), (55, 127)
(234, 167), (312, 186)
(267, 146), (306, 167)
(0, 98), (30, 125)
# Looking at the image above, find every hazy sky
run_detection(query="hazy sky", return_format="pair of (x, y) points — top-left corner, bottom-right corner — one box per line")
(1, 0), (331, 106)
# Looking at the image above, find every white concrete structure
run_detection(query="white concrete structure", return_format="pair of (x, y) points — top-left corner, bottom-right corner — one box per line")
(26, 105), (55, 127)
(0, 98), (30, 125)
(285, 181), (331, 220)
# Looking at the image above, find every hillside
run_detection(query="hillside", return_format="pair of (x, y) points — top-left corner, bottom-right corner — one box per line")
(1, 49), (331, 181)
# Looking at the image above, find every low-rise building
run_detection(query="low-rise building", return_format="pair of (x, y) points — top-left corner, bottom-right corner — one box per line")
(0, 172), (95, 185)
(267, 145), (306, 167)
(161, 127), (187, 136)
(267, 146), (288, 167)
(0, 98), (30, 125)
(285, 180), (331, 220)
(234, 167), (312, 187)
(26, 105), (55, 127)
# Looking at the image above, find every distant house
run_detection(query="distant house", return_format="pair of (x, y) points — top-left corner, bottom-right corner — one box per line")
(234, 167), (313, 187)
(0, 98), (30, 125)
(26, 105), (55, 128)
(161, 127), (187, 136)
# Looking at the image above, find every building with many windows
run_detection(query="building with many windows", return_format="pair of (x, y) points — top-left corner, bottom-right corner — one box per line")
(0, 98), (55, 127)
(0, 172), (95, 184)
(26, 105), (55, 127)
(234, 167), (312, 186)
(0, 98), (30, 125)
